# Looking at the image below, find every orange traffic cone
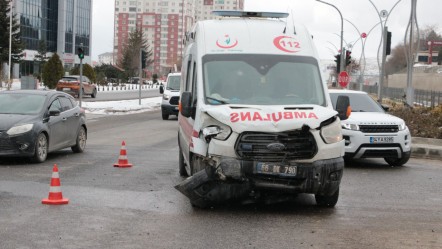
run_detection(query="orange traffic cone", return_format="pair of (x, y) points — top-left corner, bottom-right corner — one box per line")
(42, 164), (69, 205)
(114, 141), (133, 167)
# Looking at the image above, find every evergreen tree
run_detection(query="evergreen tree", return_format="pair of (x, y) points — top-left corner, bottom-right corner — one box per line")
(118, 28), (153, 79)
(0, 0), (24, 84)
(69, 63), (96, 83)
(94, 63), (124, 81)
(34, 40), (48, 80)
(42, 53), (64, 89)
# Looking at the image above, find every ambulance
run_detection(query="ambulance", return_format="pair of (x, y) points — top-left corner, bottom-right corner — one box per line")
(175, 11), (350, 208)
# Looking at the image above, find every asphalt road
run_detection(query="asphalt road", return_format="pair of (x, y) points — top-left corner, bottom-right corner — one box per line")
(0, 111), (441, 249)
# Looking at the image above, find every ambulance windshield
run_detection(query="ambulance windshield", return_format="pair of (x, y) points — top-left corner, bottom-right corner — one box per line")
(203, 54), (326, 106)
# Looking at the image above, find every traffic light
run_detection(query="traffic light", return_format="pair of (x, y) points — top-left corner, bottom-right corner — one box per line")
(334, 54), (341, 74)
(141, 50), (147, 69)
(345, 50), (352, 66)
(77, 47), (84, 60)
(386, 31), (392, 55)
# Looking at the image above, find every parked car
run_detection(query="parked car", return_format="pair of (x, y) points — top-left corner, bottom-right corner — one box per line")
(159, 72), (181, 120)
(0, 90), (87, 163)
(56, 75), (97, 98)
(329, 89), (411, 166)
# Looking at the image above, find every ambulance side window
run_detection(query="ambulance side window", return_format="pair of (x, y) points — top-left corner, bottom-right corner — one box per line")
(185, 57), (192, 92)
(191, 61), (197, 119)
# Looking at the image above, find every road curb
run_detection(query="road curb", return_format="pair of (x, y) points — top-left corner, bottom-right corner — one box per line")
(411, 137), (442, 160)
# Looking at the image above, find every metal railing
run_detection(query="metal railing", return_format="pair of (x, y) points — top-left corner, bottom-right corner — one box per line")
(361, 85), (442, 107)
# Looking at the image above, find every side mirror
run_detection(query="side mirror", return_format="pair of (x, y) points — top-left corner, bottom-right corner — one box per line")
(180, 91), (192, 118)
(159, 85), (164, 94)
(49, 110), (61, 117)
(381, 104), (390, 112)
(336, 95), (351, 121)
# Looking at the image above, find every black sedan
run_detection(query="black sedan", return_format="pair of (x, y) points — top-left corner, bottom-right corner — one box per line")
(0, 90), (87, 163)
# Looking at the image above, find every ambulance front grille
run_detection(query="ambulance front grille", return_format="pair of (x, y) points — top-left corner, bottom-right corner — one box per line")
(235, 131), (317, 161)
(169, 96), (179, 105)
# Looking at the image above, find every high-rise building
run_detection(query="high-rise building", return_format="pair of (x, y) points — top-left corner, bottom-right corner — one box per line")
(114, 0), (244, 75)
(13, 0), (93, 77)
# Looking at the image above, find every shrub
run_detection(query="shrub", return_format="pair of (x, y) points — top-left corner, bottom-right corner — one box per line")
(389, 104), (442, 139)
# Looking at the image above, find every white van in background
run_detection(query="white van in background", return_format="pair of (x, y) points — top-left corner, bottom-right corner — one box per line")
(175, 11), (350, 208)
(159, 72), (181, 120)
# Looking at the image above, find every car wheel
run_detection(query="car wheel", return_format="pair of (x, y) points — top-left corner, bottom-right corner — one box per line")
(162, 112), (169, 120)
(384, 152), (410, 166)
(179, 146), (188, 177)
(91, 88), (97, 98)
(31, 133), (48, 163)
(71, 126), (87, 153)
(315, 188), (339, 207)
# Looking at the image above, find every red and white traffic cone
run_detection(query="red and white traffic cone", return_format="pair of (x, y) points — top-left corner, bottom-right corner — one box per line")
(114, 141), (133, 168)
(42, 164), (69, 205)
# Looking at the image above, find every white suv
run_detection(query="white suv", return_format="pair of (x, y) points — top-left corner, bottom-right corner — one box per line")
(159, 73), (181, 120)
(329, 90), (411, 166)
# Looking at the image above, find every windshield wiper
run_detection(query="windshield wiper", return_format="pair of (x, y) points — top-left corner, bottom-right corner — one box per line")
(206, 97), (229, 105)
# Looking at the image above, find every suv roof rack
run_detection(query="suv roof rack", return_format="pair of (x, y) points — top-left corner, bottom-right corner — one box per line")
(212, 10), (289, 19)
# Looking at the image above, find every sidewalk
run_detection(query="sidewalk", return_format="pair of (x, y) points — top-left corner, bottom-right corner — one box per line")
(411, 137), (442, 160)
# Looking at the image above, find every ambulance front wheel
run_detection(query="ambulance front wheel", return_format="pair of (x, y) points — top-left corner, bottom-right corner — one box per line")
(315, 187), (339, 208)
(179, 147), (188, 177)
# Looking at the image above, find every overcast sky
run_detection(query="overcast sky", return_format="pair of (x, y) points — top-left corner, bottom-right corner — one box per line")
(92, 0), (442, 62)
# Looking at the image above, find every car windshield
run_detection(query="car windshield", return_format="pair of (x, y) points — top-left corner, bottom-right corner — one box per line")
(203, 54), (326, 106)
(166, 76), (181, 90)
(329, 92), (385, 113)
(0, 93), (46, 115)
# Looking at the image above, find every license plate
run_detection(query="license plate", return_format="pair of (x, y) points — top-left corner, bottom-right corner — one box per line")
(370, 136), (394, 143)
(255, 162), (297, 176)
(62, 88), (71, 91)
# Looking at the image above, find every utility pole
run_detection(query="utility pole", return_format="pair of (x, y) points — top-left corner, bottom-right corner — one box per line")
(8, 0), (13, 90)
(378, 26), (388, 103)
(139, 48), (143, 105)
(405, 0), (418, 107)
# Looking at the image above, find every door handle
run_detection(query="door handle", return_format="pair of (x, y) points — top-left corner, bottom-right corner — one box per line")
(62, 117), (67, 121)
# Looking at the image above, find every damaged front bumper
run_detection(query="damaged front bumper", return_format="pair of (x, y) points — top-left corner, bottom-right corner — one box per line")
(175, 157), (344, 207)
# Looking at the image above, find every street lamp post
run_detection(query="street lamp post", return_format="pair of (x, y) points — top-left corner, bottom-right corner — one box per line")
(316, 0), (345, 74)
(345, 19), (383, 90)
(367, 0), (402, 102)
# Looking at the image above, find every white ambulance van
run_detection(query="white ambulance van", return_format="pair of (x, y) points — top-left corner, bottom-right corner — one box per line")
(175, 11), (350, 208)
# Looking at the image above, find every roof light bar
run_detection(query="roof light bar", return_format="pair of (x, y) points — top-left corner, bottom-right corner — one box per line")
(212, 10), (289, 19)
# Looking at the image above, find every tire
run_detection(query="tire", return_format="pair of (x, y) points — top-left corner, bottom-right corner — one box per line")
(315, 187), (339, 207)
(31, 133), (48, 163)
(162, 112), (169, 120)
(71, 126), (87, 153)
(179, 146), (188, 177)
(384, 152), (410, 166)
(91, 88), (97, 98)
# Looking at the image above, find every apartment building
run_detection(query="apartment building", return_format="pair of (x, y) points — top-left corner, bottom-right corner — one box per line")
(114, 0), (244, 75)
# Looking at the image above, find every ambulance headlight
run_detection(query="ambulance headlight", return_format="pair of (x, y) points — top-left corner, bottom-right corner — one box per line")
(163, 94), (170, 100)
(202, 122), (232, 141)
(321, 119), (343, 144)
